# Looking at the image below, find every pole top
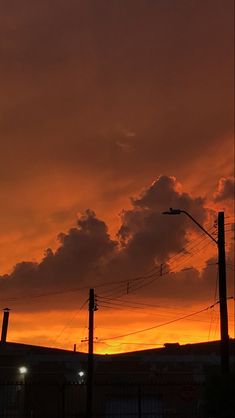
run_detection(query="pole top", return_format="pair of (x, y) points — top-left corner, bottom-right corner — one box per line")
(162, 208), (182, 215)
(3, 308), (11, 312)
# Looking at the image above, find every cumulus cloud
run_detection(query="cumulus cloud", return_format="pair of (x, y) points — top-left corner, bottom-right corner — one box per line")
(214, 176), (235, 202)
(1, 176), (224, 311)
(115, 176), (207, 277)
(0, 0), (233, 277)
(0, 210), (117, 300)
(132, 255), (234, 304)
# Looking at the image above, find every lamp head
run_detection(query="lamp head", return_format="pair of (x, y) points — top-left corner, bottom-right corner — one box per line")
(78, 370), (85, 377)
(19, 366), (28, 375)
(162, 208), (182, 215)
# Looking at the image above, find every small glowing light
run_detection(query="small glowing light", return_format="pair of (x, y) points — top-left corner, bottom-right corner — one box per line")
(19, 366), (28, 374)
(78, 370), (85, 377)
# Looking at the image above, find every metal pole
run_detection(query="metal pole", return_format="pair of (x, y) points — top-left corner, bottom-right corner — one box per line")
(86, 289), (95, 418)
(217, 211), (229, 375)
(1, 308), (10, 342)
(162, 208), (230, 375)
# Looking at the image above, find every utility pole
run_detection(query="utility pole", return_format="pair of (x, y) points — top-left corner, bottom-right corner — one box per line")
(162, 208), (230, 376)
(86, 289), (97, 418)
(217, 211), (229, 375)
(1, 308), (10, 343)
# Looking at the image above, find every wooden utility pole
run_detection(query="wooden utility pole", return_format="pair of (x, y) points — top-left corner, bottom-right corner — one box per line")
(1, 308), (10, 342)
(162, 208), (230, 376)
(217, 211), (229, 375)
(86, 289), (97, 418)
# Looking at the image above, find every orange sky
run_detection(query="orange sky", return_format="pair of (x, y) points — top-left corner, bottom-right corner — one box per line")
(0, 0), (234, 353)
(6, 298), (235, 354)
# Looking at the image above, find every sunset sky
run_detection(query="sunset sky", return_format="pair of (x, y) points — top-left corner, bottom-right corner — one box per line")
(0, 0), (234, 354)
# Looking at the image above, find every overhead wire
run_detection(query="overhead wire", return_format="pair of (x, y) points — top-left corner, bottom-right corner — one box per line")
(168, 238), (216, 270)
(52, 298), (88, 346)
(78, 308), (89, 352)
(97, 296), (165, 309)
(98, 300), (146, 310)
(0, 213), (232, 352)
(98, 236), (218, 301)
(98, 297), (231, 323)
(98, 301), (220, 342)
(208, 267), (219, 341)
(168, 228), (216, 264)
(97, 295), (233, 326)
(0, 221), (230, 308)
(129, 250), (216, 296)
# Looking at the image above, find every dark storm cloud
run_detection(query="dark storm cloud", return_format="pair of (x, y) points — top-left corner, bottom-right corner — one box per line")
(0, 210), (117, 298)
(0, 0), (233, 183)
(214, 177), (235, 202)
(117, 176), (206, 269)
(0, 176), (221, 310)
(133, 255), (234, 304)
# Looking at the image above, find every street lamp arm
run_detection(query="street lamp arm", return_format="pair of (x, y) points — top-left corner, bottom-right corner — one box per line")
(162, 208), (217, 245)
(162, 208), (229, 375)
(180, 210), (218, 245)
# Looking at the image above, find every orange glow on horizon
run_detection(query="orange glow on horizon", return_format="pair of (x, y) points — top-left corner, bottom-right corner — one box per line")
(1, 0), (234, 363)
(6, 300), (235, 355)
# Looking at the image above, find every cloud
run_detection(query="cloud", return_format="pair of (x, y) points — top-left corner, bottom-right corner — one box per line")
(0, 210), (117, 301)
(1, 175), (226, 311)
(0, 0), (233, 186)
(117, 176), (207, 267)
(132, 254), (234, 304)
(214, 176), (235, 202)
(0, 0), (233, 276)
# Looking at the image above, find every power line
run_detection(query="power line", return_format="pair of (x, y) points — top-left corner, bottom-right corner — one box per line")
(98, 301), (145, 310)
(97, 299), (234, 325)
(208, 267), (219, 341)
(98, 295), (232, 322)
(77, 309), (89, 352)
(52, 298), (88, 346)
(169, 239), (215, 271)
(0, 222), (227, 304)
(98, 296), (164, 309)
(98, 302), (219, 342)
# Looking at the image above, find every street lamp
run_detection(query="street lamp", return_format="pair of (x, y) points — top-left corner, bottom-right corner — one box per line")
(19, 366), (28, 375)
(162, 208), (229, 375)
(18, 366), (28, 417)
(78, 370), (86, 384)
(78, 370), (85, 377)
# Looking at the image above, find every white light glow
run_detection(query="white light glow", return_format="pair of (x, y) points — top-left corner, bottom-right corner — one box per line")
(78, 370), (85, 377)
(19, 366), (28, 374)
